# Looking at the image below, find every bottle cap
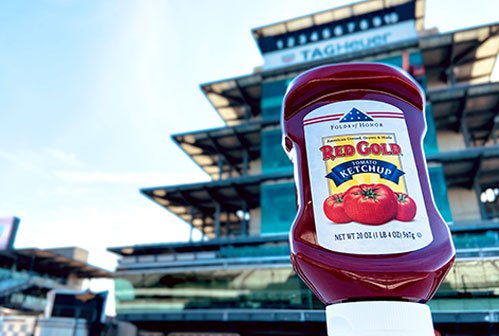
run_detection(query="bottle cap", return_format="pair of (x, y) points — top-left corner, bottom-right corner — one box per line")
(326, 301), (434, 336)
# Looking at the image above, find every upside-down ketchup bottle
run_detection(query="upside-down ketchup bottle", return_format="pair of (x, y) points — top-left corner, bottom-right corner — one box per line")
(282, 63), (455, 336)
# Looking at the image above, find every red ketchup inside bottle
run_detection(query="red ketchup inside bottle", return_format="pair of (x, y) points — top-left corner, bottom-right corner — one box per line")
(282, 63), (455, 336)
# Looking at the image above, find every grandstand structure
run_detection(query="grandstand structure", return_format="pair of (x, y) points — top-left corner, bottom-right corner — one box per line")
(109, 1), (499, 335)
(0, 247), (110, 314)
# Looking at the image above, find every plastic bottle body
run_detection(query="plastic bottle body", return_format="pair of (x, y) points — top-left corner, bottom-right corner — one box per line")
(282, 63), (455, 306)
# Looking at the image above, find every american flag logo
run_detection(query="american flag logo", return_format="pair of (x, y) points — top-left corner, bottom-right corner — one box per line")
(303, 107), (404, 126)
(339, 108), (373, 123)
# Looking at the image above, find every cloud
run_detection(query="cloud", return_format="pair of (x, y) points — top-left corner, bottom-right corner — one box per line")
(15, 203), (202, 271)
(0, 148), (84, 176)
(0, 148), (47, 176)
(55, 170), (209, 185)
(45, 148), (84, 168)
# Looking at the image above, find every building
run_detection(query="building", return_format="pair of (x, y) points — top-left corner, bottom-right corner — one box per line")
(0, 217), (132, 335)
(0, 245), (111, 314)
(0, 217), (112, 315)
(109, 0), (499, 335)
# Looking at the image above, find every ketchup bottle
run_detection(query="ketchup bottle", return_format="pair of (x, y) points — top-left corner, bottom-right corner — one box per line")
(282, 63), (455, 336)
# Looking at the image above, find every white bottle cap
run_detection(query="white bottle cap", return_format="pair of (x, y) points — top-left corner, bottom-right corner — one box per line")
(326, 301), (434, 336)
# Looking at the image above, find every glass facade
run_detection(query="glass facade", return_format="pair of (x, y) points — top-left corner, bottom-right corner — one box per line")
(0, 266), (65, 311)
(220, 243), (290, 259)
(428, 164), (453, 223)
(116, 268), (321, 313)
(115, 258), (498, 314)
(261, 80), (289, 121)
(261, 128), (292, 173)
(260, 182), (297, 234)
(452, 228), (499, 249)
(0, 267), (65, 287)
(423, 104), (439, 156)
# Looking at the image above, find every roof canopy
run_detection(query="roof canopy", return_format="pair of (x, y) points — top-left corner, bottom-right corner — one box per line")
(427, 146), (499, 190)
(0, 248), (112, 279)
(422, 23), (499, 88)
(202, 23), (499, 125)
(109, 220), (499, 259)
(180, 83), (499, 178)
(143, 146), (499, 236)
(142, 171), (293, 238)
(108, 233), (289, 257)
(201, 74), (262, 125)
(429, 82), (499, 145)
(172, 119), (276, 180)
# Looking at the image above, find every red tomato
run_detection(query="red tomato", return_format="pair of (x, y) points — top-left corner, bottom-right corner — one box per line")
(343, 184), (397, 225)
(323, 193), (351, 224)
(395, 192), (417, 221)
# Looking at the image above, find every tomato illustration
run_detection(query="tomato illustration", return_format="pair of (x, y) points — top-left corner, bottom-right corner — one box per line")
(323, 194), (351, 224)
(395, 192), (417, 221)
(343, 184), (397, 225)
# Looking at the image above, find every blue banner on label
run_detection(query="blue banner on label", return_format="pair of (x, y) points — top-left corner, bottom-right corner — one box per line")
(325, 159), (405, 186)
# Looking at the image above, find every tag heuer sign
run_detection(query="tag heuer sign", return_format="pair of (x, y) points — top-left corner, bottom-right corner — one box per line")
(254, 1), (418, 70)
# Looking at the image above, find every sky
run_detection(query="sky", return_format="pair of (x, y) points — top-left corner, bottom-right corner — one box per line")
(0, 0), (498, 272)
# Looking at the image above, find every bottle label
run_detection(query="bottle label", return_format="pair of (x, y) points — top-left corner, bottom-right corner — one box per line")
(304, 100), (433, 254)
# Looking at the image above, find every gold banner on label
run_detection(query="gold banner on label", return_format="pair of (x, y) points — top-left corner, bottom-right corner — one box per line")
(322, 133), (407, 195)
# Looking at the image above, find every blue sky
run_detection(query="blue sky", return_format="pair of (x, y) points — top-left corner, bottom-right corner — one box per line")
(0, 0), (497, 271)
